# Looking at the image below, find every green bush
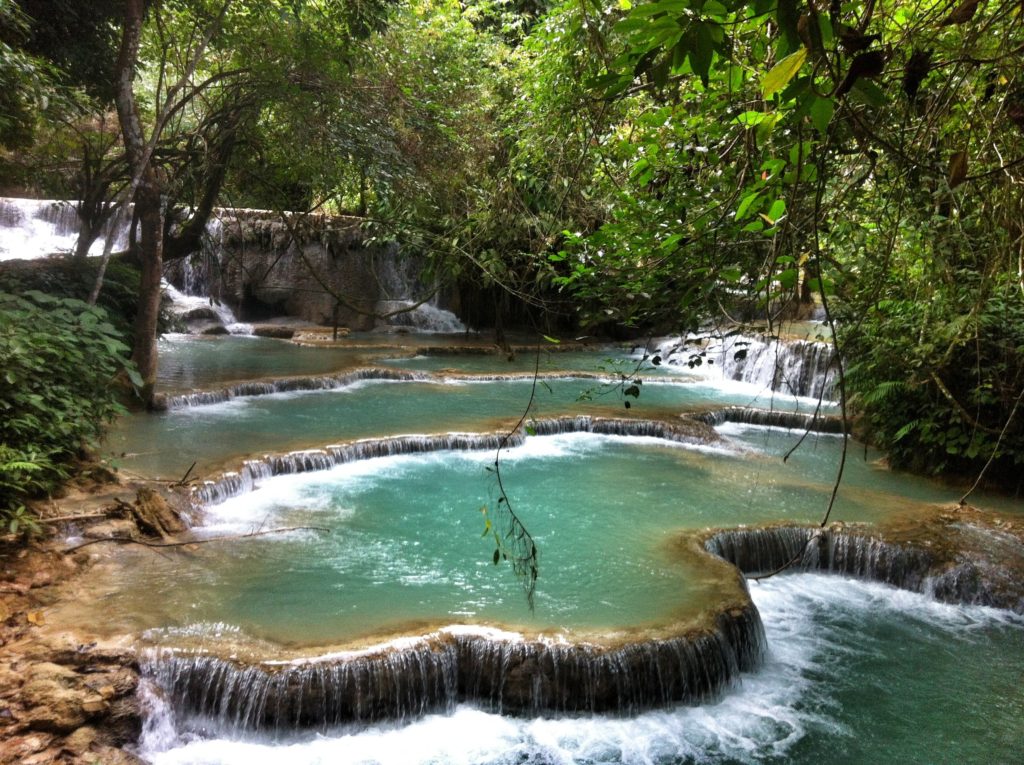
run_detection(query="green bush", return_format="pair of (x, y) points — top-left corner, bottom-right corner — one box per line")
(0, 290), (140, 532)
(0, 257), (142, 338)
(841, 274), (1024, 487)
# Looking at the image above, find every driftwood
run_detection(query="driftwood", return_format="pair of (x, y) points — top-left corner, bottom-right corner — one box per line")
(63, 526), (330, 554)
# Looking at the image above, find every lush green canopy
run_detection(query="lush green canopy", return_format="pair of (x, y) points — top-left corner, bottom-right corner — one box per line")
(2, 0), (1022, 492)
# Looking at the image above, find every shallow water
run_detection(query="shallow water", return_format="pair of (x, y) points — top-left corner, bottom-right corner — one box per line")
(108, 373), (832, 479)
(79, 435), (740, 643)
(157, 335), (376, 391)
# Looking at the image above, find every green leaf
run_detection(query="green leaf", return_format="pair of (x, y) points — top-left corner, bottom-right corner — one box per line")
(734, 111), (767, 127)
(736, 191), (760, 221)
(777, 268), (798, 289)
(809, 96), (834, 134)
(761, 47), (808, 98)
(852, 79), (886, 108)
(493, 548), (501, 565)
(690, 23), (715, 87)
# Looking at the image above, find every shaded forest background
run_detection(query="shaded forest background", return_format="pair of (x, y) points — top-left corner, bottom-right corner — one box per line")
(1, 0), (1023, 528)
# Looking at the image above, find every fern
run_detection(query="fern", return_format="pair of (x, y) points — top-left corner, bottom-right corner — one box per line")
(860, 380), (906, 406)
(892, 419), (921, 442)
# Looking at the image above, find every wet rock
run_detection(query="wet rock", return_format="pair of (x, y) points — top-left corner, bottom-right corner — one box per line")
(103, 695), (143, 745)
(74, 744), (146, 765)
(21, 749), (63, 765)
(201, 324), (229, 336)
(82, 520), (136, 541)
(0, 664), (23, 693)
(253, 324), (296, 339)
(0, 596), (13, 623)
(61, 725), (97, 754)
(181, 306), (219, 321)
(0, 733), (53, 764)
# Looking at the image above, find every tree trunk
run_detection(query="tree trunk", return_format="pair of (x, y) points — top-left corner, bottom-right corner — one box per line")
(114, 0), (163, 405)
(131, 180), (164, 402)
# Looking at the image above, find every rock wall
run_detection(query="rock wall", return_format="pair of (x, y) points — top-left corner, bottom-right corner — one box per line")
(192, 209), (382, 329)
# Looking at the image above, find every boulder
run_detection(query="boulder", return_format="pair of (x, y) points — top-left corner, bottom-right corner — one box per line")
(61, 725), (97, 755)
(81, 520), (136, 541)
(21, 663), (88, 733)
(0, 733), (54, 764)
(181, 306), (219, 321)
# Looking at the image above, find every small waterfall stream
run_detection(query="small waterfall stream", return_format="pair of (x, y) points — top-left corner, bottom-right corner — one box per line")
(647, 333), (837, 401)
(0, 197), (467, 333)
(374, 247), (466, 333)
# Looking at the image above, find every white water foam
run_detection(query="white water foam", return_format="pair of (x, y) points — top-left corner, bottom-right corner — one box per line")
(200, 432), (740, 532)
(639, 334), (837, 407)
(0, 196), (129, 261)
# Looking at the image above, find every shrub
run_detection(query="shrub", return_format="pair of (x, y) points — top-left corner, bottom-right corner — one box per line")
(0, 290), (140, 532)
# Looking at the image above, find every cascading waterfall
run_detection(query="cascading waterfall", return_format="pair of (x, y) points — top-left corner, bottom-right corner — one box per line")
(156, 367), (431, 410)
(0, 196), (129, 261)
(142, 604), (765, 733)
(375, 246), (466, 333)
(649, 333), (837, 401)
(163, 281), (252, 334)
(190, 416), (722, 506)
(1, 198), (468, 332)
(704, 525), (1023, 611)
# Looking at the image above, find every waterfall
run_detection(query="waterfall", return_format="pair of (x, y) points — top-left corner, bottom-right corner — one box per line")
(649, 333), (837, 401)
(705, 526), (934, 591)
(141, 604), (765, 733)
(0, 196), (129, 261)
(697, 406), (847, 433)
(191, 416), (723, 506)
(375, 248), (466, 333)
(155, 367), (430, 410)
(704, 525), (1024, 611)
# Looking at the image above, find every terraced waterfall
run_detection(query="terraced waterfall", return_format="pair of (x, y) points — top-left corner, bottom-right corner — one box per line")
(47, 331), (1019, 765)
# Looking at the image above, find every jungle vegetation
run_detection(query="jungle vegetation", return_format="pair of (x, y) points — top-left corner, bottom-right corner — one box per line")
(0, 0), (1022, 530)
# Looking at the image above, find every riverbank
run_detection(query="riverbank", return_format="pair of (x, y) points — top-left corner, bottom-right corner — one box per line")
(0, 479), (192, 765)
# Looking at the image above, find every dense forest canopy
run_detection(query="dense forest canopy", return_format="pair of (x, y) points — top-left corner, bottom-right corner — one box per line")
(1, 0), (1023, 529)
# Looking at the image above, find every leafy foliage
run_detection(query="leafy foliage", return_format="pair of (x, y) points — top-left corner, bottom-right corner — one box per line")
(0, 291), (140, 531)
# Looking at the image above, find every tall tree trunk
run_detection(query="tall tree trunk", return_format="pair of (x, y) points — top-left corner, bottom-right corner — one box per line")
(114, 0), (163, 405)
(131, 182), (164, 401)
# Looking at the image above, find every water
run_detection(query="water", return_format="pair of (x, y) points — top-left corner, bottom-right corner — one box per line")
(137, 576), (1024, 764)
(156, 335), (376, 392)
(70, 434), (808, 643)
(641, 334), (837, 401)
(107, 375), (838, 479)
(85, 335), (1023, 762)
